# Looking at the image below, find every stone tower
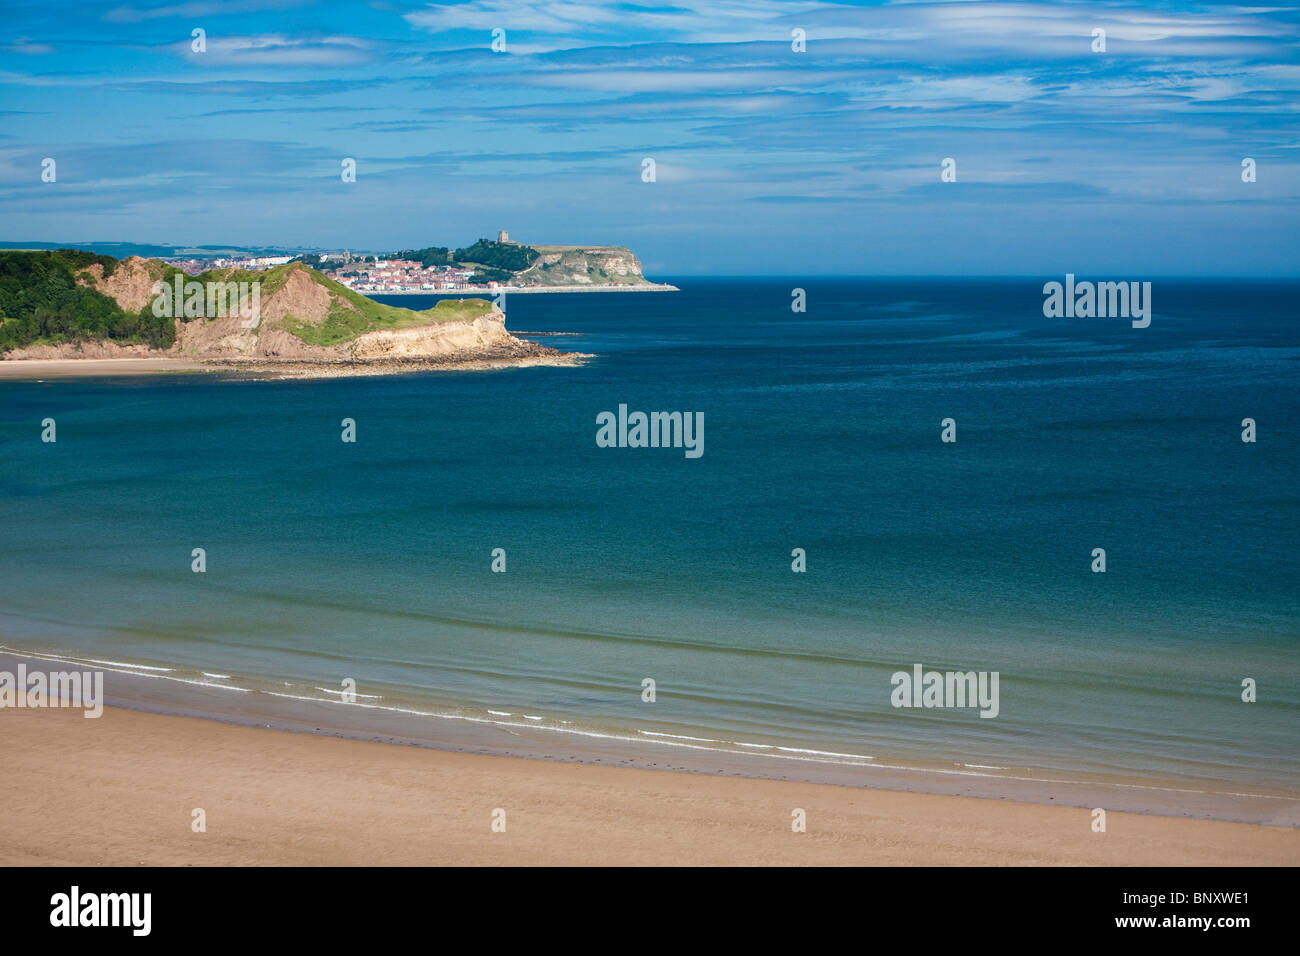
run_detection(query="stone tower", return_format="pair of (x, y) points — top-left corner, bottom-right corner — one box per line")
(497, 230), (510, 243)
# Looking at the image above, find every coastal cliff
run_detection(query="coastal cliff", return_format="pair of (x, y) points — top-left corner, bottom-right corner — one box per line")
(375, 237), (675, 291)
(515, 245), (667, 288)
(0, 251), (577, 375)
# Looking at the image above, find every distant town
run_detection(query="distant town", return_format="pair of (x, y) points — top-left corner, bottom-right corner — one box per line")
(161, 250), (487, 293)
(155, 230), (671, 294)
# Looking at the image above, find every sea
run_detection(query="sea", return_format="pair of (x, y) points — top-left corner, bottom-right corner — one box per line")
(2, 278), (1297, 803)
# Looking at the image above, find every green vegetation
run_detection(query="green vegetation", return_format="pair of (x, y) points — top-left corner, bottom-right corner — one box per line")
(418, 298), (496, 323)
(0, 250), (174, 352)
(238, 263), (293, 298)
(58, 248), (119, 279)
(385, 240), (539, 274)
(0, 249), (504, 355)
(453, 239), (539, 272)
(286, 295), (494, 346)
(284, 265), (495, 345)
(286, 300), (377, 346)
(389, 246), (452, 267)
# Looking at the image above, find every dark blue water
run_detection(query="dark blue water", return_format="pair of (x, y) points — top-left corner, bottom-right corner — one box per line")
(2, 279), (1297, 793)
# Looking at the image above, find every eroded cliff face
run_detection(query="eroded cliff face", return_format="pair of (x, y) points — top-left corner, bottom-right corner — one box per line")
(3, 339), (161, 360)
(350, 311), (516, 359)
(171, 266), (335, 360)
(44, 258), (537, 364)
(78, 257), (168, 313)
(518, 246), (653, 286)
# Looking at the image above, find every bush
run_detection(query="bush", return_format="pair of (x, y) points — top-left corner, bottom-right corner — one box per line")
(390, 246), (452, 267)
(453, 239), (538, 272)
(0, 250), (172, 351)
(469, 267), (512, 284)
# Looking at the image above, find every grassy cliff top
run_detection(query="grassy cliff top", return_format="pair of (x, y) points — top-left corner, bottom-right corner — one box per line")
(188, 261), (497, 346)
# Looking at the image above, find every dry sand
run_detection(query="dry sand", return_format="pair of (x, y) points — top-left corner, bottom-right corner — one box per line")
(4, 705), (1296, 866)
(0, 358), (205, 379)
(0, 352), (588, 381)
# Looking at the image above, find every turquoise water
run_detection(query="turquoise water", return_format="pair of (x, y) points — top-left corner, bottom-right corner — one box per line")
(2, 279), (1297, 793)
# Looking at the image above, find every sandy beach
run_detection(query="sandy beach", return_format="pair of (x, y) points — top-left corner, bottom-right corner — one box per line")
(4, 704), (1296, 866)
(0, 351), (589, 381)
(0, 357), (206, 379)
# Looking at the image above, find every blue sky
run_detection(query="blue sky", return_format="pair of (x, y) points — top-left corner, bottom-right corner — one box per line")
(1, 0), (1297, 275)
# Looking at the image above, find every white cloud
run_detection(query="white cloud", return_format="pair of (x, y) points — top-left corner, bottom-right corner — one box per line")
(2, 38), (55, 55)
(182, 34), (374, 66)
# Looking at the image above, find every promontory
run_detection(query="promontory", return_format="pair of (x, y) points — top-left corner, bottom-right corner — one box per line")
(0, 249), (592, 379)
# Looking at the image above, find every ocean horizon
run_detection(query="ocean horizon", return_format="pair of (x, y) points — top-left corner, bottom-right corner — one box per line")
(3, 278), (1297, 814)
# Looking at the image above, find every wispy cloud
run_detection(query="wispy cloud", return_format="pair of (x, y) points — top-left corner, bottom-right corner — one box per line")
(103, 0), (312, 24)
(2, 38), (56, 55)
(1, 0), (1296, 273)
(176, 34), (376, 66)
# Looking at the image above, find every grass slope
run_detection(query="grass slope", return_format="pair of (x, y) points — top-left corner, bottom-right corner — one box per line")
(277, 266), (496, 346)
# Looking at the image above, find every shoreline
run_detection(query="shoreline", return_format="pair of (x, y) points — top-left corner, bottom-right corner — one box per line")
(369, 283), (679, 295)
(3, 648), (1296, 830)
(0, 351), (591, 381)
(4, 702), (1297, 865)
(0, 357), (208, 379)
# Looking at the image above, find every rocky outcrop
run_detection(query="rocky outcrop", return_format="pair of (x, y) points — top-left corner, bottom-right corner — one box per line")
(517, 245), (656, 286)
(77, 257), (168, 313)
(3, 339), (162, 360)
(171, 265), (335, 360)
(56, 257), (555, 367)
(351, 310), (514, 359)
